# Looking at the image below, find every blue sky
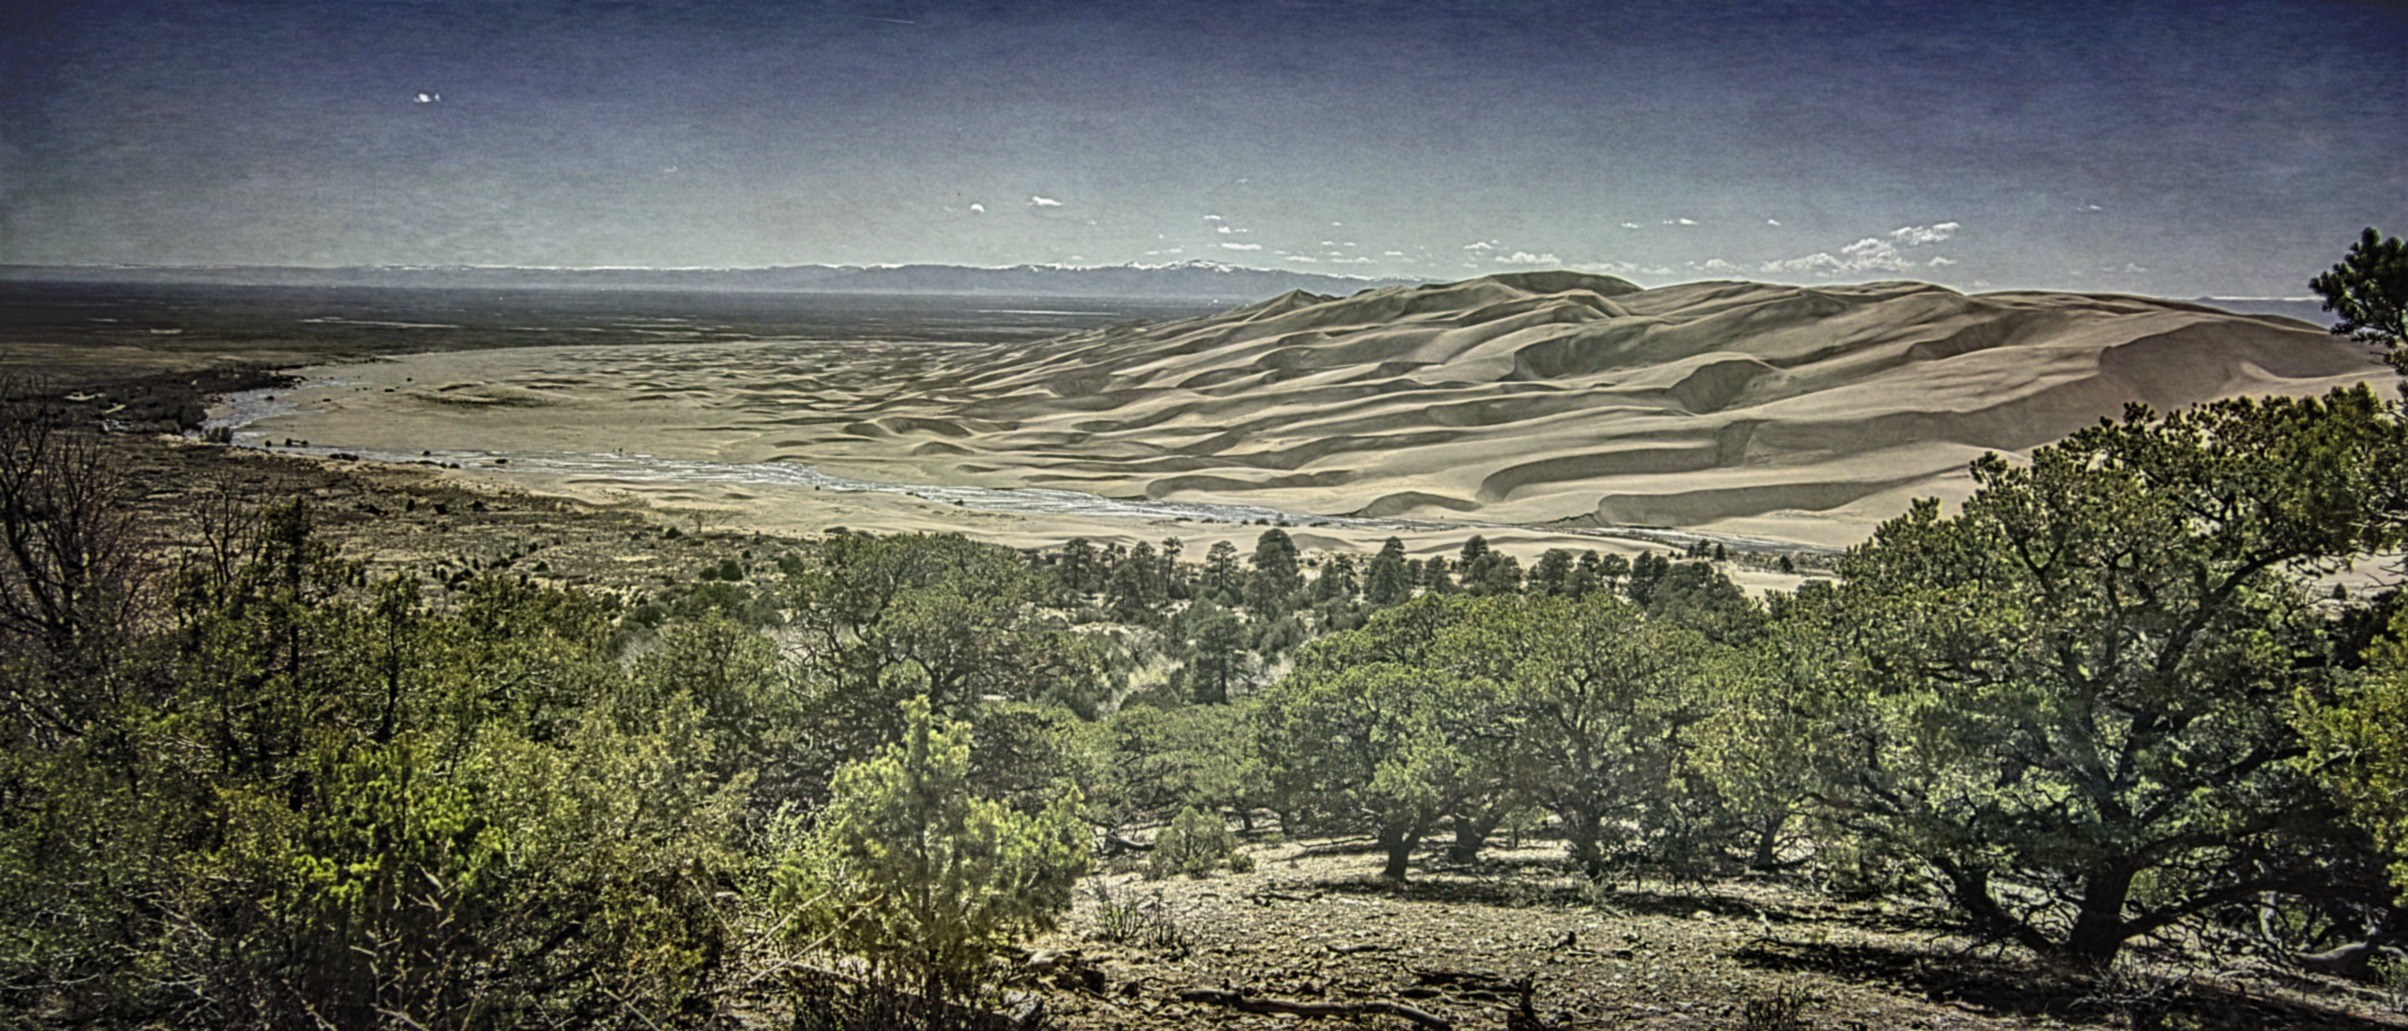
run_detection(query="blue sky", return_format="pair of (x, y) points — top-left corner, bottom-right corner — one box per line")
(2, 0), (2401, 297)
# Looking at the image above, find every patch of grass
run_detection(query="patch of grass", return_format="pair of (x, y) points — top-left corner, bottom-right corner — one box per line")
(1083, 880), (1187, 955)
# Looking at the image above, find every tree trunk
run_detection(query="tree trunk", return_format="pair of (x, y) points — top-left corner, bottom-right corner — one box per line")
(1378, 821), (1423, 881)
(1446, 810), (1500, 864)
(1748, 814), (1786, 870)
(2062, 861), (2139, 965)
(1561, 808), (1609, 881)
(1934, 859), (2056, 956)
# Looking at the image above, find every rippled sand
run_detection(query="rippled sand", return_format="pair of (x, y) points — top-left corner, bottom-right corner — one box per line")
(232, 272), (2384, 556)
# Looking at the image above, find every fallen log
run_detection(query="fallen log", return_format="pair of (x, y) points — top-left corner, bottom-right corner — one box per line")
(1176, 987), (1451, 1030)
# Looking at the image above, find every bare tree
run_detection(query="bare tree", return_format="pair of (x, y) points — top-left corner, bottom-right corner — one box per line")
(0, 376), (154, 742)
(178, 465), (267, 598)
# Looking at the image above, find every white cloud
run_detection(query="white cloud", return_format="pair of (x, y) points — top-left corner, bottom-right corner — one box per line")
(1888, 221), (1960, 245)
(2082, 203), (2104, 212)
(1760, 236), (1912, 277)
(1029, 195), (1062, 207)
(2120, 262), (2147, 273)
(1573, 260), (1675, 278)
(1766, 219), (1781, 226)
(968, 203), (985, 214)
(1216, 225), (1232, 234)
(1620, 222), (1641, 230)
(1220, 242), (1262, 251)
(1203, 214), (1224, 221)
(1463, 240), (1497, 251)
(1701, 258), (1747, 274)
(1287, 255), (1320, 263)
(1927, 255), (1956, 267)
(1383, 250), (1406, 257)
(1330, 256), (1375, 265)
(1320, 240), (1336, 247)
(1662, 218), (1697, 226)
(1493, 251), (1561, 265)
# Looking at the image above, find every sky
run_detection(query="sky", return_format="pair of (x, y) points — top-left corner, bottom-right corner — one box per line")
(1, 0), (2402, 297)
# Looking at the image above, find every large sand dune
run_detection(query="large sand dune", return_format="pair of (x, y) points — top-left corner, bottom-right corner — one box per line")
(242, 273), (2385, 549)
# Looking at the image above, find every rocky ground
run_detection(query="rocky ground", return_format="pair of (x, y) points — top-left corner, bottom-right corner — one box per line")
(1018, 837), (2408, 1031)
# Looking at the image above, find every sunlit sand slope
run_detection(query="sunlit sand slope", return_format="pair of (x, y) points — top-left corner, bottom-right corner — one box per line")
(903, 273), (2382, 544)
(254, 272), (2386, 548)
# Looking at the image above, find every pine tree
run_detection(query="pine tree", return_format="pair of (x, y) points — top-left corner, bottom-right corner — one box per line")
(1364, 537), (1413, 605)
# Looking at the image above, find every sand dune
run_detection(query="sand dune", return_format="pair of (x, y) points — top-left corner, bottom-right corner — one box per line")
(240, 273), (2387, 548)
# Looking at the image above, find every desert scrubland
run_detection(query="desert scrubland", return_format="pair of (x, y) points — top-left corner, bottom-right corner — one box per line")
(8, 264), (2408, 1031)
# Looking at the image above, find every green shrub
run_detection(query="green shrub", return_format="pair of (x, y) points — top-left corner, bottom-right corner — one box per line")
(775, 696), (1088, 1015)
(1148, 806), (1239, 879)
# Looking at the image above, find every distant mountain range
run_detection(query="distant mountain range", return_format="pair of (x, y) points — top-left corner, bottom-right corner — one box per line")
(0, 262), (2344, 326)
(0, 261), (1421, 301)
(2190, 296), (2337, 326)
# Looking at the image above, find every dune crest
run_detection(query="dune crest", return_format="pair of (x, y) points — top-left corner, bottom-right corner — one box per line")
(255, 274), (2390, 547)
(901, 274), (2381, 542)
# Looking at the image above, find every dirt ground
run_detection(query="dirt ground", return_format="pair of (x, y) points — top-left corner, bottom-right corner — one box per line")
(1021, 837), (2408, 1031)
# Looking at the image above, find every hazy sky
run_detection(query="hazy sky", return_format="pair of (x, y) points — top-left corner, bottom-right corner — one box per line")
(2, 0), (2401, 297)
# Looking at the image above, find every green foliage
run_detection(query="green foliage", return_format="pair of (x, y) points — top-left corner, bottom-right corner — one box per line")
(1364, 536), (1413, 606)
(1148, 806), (1241, 879)
(1175, 597), (1254, 704)
(0, 505), (746, 1027)
(1200, 539), (1244, 605)
(2301, 607), (2408, 899)
(1443, 594), (1721, 879)
(786, 533), (1103, 756)
(1105, 540), (1171, 624)
(1246, 529), (1303, 617)
(1528, 548), (1575, 596)
(1079, 701), (1263, 836)
(1636, 560), (1763, 642)
(1818, 389), (2408, 962)
(1595, 551), (1630, 593)
(1054, 536), (1102, 596)
(1257, 596), (1517, 879)
(775, 696), (1088, 1010)
(964, 700), (1082, 816)
(1687, 614), (1846, 870)
(1456, 535), (1522, 595)
(2310, 226), (2408, 358)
